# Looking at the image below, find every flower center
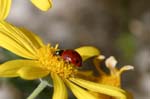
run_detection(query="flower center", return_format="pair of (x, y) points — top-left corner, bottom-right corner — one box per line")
(37, 44), (77, 78)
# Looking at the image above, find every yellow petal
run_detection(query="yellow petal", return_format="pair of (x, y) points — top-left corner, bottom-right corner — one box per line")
(76, 71), (95, 81)
(70, 78), (129, 99)
(75, 46), (100, 61)
(51, 73), (68, 99)
(65, 79), (97, 99)
(18, 65), (49, 80)
(0, 21), (38, 59)
(20, 28), (44, 48)
(0, 60), (38, 77)
(0, 0), (11, 20)
(31, 0), (52, 11)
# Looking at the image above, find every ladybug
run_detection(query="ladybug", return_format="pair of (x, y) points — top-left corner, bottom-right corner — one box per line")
(55, 49), (82, 67)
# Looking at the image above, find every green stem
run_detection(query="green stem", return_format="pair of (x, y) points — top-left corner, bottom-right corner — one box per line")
(27, 81), (47, 99)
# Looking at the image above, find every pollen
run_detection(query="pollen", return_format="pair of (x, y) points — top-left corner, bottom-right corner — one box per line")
(36, 44), (77, 78)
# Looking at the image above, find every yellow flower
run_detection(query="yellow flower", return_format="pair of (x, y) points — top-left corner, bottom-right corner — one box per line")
(0, 0), (52, 20)
(31, 0), (53, 11)
(77, 56), (134, 99)
(0, 0), (11, 20)
(0, 21), (131, 99)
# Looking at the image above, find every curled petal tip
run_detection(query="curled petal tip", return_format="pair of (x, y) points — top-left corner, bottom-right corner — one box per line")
(119, 65), (134, 74)
(121, 65), (134, 70)
(126, 65), (134, 70)
(97, 55), (105, 60)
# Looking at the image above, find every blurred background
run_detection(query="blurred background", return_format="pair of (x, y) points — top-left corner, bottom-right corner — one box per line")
(0, 0), (149, 99)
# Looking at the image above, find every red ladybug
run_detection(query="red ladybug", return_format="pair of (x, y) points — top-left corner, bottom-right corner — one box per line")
(55, 49), (82, 67)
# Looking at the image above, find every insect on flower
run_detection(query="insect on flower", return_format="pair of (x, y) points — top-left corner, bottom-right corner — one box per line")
(0, 21), (133, 99)
(55, 49), (82, 67)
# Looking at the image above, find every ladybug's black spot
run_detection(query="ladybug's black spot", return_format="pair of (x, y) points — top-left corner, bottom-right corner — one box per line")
(76, 60), (79, 63)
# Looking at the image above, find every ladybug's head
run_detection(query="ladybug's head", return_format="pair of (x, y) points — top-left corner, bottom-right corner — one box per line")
(55, 49), (64, 56)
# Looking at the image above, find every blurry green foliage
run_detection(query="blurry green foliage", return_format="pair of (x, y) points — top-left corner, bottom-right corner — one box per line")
(116, 33), (136, 63)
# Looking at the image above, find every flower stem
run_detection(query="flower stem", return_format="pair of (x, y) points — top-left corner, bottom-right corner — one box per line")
(27, 81), (47, 99)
